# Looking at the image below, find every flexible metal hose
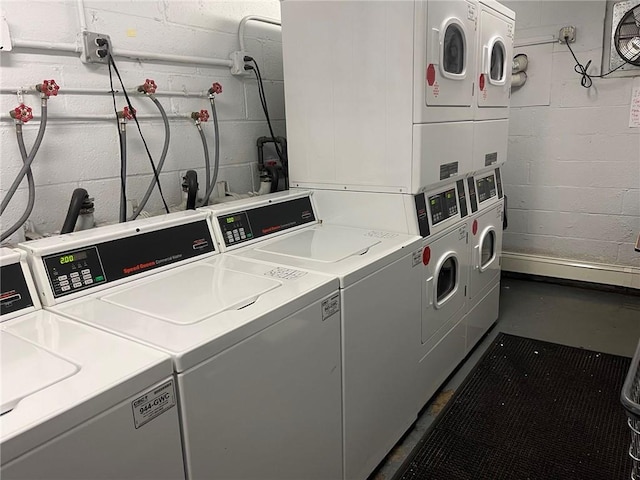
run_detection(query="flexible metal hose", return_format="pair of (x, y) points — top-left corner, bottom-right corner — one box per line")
(200, 123), (211, 195)
(1, 125), (37, 242)
(1, 101), (48, 215)
(199, 98), (220, 206)
(130, 95), (170, 220)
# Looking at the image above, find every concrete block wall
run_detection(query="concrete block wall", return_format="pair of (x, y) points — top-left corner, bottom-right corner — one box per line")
(502, 0), (640, 268)
(0, 0), (283, 243)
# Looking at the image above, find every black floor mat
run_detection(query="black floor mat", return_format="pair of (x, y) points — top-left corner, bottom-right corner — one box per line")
(393, 333), (632, 480)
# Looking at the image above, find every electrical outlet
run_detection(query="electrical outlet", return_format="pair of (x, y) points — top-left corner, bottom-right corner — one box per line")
(559, 26), (576, 44)
(81, 31), (111, 64)
(229, 51), (249, 76)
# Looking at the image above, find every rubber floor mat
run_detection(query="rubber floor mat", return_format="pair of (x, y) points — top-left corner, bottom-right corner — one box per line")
(393, 333), (632, 480)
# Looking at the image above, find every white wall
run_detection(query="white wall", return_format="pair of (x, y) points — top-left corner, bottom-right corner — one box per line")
(501, 0), (640, 268)
(0, 0), (283, 243)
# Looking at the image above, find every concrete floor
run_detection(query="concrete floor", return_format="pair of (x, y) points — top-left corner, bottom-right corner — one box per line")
(370, 275), (640, 480)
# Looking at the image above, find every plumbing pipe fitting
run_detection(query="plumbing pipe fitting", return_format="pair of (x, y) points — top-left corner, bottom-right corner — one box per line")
(192, 109), (209, 122)
(137, 79), (157, 95)
(122, 106), (136, 120)
(208, 82), (223, 97)
(10, 104), (33, 123)
(37, 79), (60, 97)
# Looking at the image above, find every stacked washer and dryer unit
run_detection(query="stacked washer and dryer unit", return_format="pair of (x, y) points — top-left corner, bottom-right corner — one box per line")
(281, 0), (514, 424)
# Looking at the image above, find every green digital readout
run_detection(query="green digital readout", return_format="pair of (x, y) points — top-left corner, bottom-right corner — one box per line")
(226, 217), (235, 223)
(59, 251), (88, 265)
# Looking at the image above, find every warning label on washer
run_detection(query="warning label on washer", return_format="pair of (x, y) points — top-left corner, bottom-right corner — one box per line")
(131, 380), (176, 429)
(412, 250), (422, 267)
(322, 294), (340, 321)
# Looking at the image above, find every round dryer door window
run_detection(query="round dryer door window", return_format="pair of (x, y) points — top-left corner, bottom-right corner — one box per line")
(481, 230), (496, 269)
(443, 25), (465, 75)
(490, 41), (506, 82)
(436, 256), (457, 304)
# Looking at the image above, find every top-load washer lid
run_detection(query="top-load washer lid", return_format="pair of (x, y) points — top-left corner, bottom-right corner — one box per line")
(256, 228), (381, 263)
(1, 332), (78, 415)
(101, 264), (282, 325)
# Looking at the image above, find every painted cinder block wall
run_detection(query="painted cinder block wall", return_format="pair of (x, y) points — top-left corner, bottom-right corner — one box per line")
(501, 0), (640, 268)
(0, 0), (283, 243)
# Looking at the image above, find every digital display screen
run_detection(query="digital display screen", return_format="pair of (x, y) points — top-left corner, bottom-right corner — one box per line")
(477, 174), (497, 203)
(59, 251), (88, 264)
(428, 188), (458, 225)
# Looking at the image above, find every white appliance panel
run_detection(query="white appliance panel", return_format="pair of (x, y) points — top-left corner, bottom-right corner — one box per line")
(476, 2), (515, 113)
(421, 224), (468, 344)
(469, 202), (504, 300)
(341, 253), (421, 480)
(466, 282), (500, 352)
(256, 228), (381, 262)
(412, 121), (474, 190)
(102, 264), (282, 324)
(414, 0), (478, 119)
(473, 119), (509, 170)
(2, 376), (184, 480)
(180, 295), (342, 480)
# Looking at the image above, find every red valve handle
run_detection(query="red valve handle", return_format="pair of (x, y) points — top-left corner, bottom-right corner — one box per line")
(39, 79), (60, 97)
(123, 106), (136, 120)
(199, 109), (209, 122)
(139, 79), (157, 94)
(209, 82), (223, 95)
(11, 104), (34, 123)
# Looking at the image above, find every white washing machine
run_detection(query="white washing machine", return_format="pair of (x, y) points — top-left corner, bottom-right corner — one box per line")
(473, 0), (515, 171)
(465, 167), (505, 351)
(19, 211), (343, 480)
(200, 191), (423, 480)
(281, 0), (479, 193)
(0, 248), (185, 480)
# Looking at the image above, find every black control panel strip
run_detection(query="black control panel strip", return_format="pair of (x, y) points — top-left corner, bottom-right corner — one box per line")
(456, 179), (468, 218)
(467, 177), (478, 213)
(414, 193), (430, 238)
(495, 167), (504, 199)
(43, 220), (214, 299)
(0, 263), (34, 316)
(217, 196), (316, 248)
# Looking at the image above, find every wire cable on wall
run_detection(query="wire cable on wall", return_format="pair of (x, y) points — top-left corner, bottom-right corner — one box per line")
(564, 39), (638, 88)
(107, 52), (170, 215)
(108, 59), (127, 223)
(245, 57), (288, 189)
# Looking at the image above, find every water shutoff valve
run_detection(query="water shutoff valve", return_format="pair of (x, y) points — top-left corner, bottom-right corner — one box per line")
(192, 109), (209, 122)
(37, 79), (60, 97)
(138, 79), (157, 95)
(10, 104), (33, 123)
(208, 82), (223, 96)
(122, 106), (136, 120)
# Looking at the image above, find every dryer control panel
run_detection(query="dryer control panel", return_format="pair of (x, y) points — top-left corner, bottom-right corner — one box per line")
(414, 180), (469, 238)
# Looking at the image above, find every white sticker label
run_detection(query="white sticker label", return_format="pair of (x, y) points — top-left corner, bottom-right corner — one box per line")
(322, 294), (340, 321)
(412, 250), (422, 267)
(264, 267), (307, 280)
(629, 84), (640, 128)
(132, 380), (176, 429)
(507, 23), (514, 39)
(365, 230), (399, 239)
(459, 224), (467, 241)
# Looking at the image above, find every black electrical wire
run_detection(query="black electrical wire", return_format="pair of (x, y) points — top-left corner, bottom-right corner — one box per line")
(108, 59), (127, 223)
(108, 53), (170, 214)
(565, 38), (638, 88)
(247, 58), (288, 189)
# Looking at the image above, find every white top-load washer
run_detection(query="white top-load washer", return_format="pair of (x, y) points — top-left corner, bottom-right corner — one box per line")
(19, 211), (343, 480)
(473, 0), (515, 172)
(201, 191), (423, 480)
(0, 247), (184, 480)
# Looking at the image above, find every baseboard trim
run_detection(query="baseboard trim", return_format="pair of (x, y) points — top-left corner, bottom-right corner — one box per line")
(501, 252), (640, 290)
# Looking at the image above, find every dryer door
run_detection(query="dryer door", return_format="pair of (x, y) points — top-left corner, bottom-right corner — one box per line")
(416, 0), (478, 111)
(422, 228), (468, 344)
(477, 6), (514, 109)
(469, 203), (504, 300)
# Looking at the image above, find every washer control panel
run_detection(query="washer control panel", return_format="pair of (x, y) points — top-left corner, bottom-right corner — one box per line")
(40, 220), (214, 299)
(476, 173), (497, 203)
(0, 262), (34, 317)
